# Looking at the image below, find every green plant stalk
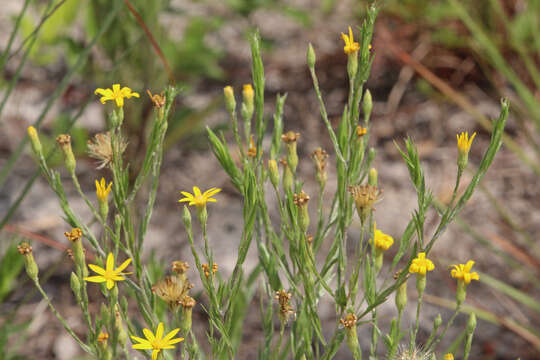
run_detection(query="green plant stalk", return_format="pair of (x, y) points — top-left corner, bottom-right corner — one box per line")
(33, 279), (93, 354)
(0, 0), (31, 70)
(0, 0), (56, 120)
(426, 306), (461, 351)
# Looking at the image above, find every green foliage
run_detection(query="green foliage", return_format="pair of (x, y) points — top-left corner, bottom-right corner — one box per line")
(0, 240), (25, 302)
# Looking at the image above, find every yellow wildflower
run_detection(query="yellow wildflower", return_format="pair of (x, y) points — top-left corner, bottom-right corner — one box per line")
(94, 84), (140, 107)
(373, 224), (393, 252)
(444, 354), (454, 360)
(95, 178), (112, 202)
(456, 131), (476, 155)
(450, 260), (479, 285)
(409, 252), (435, 275)
(178, 186), (221, 208)
(131, 322), (184, 360)
(84, 252), (132, 290)
(341, 26), (360, 54)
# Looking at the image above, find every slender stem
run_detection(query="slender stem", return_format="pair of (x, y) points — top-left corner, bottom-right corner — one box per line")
(426, 305), (461, 351)
(33, 279), (93, 354)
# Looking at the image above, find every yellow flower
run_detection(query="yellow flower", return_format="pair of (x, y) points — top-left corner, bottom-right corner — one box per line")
(94, 84), (140, 107)
(451, 260), (479, 285)
(178, 186), (221, 208)
(456, 131), (476, 155)
(84, 252), (132, 290)
(131, 322), (184, 360)
(444, 354), (454, 360)
(409, 252), (435, 275)
(373, 224), (393, 252)
(341, 26), (360, 54)
(95, 178), (112, 202)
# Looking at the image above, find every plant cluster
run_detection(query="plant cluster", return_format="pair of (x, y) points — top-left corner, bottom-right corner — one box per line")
(18, 5), (510, 359)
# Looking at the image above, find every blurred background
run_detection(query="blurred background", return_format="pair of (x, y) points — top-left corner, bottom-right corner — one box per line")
(1, 0), (539, 358)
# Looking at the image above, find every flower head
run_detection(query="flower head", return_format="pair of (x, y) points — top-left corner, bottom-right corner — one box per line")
(341, 26), (360, 54)
(64, 228), (83, 242)
(94, 84), (139, 107)
(450, 260), (479, 285)
(444, 354), (454, 360)
(84, 252), (132, 290)
(456, 131), (476, 155)
(373, 224), (394, 252)
(95, 178), (112, 202)
(131, 322), (184, 360)
(340, 313), (357, 329)
(409, 252), (435, 276)
(178, 186), (221, 208)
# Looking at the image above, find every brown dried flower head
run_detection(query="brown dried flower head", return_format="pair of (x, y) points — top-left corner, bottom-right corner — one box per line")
(64, 228), (82, 242)
(356, 126), (367, 137)
(340, 313), (357, 329)
(87, 132), (127, 170)
(97, 332), (109, 343)
(281, 131), (300, 144)
(306, 234), (313, 246)
(275, 290), (295, 322)
(293, 191), (310, 207)
(349, 184), (381, 211)
(152, 275), (194, 312)
(56, 134), (71, 147)
(179, 295), (196, 309)
(247, 136), (257, 158)
(311, 148), (328, 172)
(146, 89), (166, 108)
(202, 263), (218, 277)
(17, 242), (32, 255)
(171, 261), (190, 274)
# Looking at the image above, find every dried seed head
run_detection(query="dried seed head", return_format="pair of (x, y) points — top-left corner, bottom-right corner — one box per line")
(202, 263), (218, 278)
(356, 126), (367, 137)
(311, 148), (328, 172)
(152, 275), (193, 312)
(146, 89), (166, 108)
(349, 184), (381, 223)
(281, 131), (300, 144)
(17, 242), (32, 255)
(180, 295), (196, 309)
(293, 191), (310, 207)
(64, 228), (82, 242)
(340, 313), (357, 329)
(393, 345), (431, 360)
(171, 261), (190, 274)
(275, 290), (295, 322)
(87, 132), (127, 170)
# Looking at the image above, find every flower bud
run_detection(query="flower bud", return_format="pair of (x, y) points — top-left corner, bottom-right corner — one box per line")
(27, 126), (43, 156)
(223, 86), (236, 114)
(242, 84), (254, 121)
(182, 206), (192, 230)
(434, 313), (442, 329)
(362, 89), (373, 124)
(466, 312), (477, 335)
(115, 305), (127, 346)
(307, 43), (316, 69)
(70, 272), (81, 301)
(268, 159), (280, 188)
(18, 242), (39, 282)
(395, 281), (407, 314)
(368, 167), (378, 187)
(56, 134), (76, 174)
